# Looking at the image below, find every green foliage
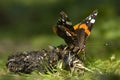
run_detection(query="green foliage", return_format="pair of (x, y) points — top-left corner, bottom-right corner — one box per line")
(1, 56), (120, 80)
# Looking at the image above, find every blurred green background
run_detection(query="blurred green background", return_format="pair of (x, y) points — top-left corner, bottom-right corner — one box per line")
(0, 0), (120, 63)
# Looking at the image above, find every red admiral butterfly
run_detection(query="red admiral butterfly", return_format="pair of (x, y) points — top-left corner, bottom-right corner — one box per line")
(54, 10), (98, 53)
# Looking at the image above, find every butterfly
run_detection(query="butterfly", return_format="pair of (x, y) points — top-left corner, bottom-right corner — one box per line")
(53, 10), (98, 53)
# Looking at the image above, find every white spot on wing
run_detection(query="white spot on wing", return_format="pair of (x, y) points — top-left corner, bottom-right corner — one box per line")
(62, 19), (65, 22)
(94, 13), (98, 16)
(66, 31), (71, 36)
(88, 16), (91, 20)
(90, 19), (95, 23)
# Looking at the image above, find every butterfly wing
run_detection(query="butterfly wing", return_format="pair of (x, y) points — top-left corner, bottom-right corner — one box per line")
(53, 11), (75, 45)
(73, 10), (98, 51)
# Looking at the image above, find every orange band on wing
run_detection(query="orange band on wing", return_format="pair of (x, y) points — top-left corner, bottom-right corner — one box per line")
(73, 24), (79, 30)
(74, 23), (90, 36)
(85, 29), (90, 35)
(80, 24), (90, 35)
